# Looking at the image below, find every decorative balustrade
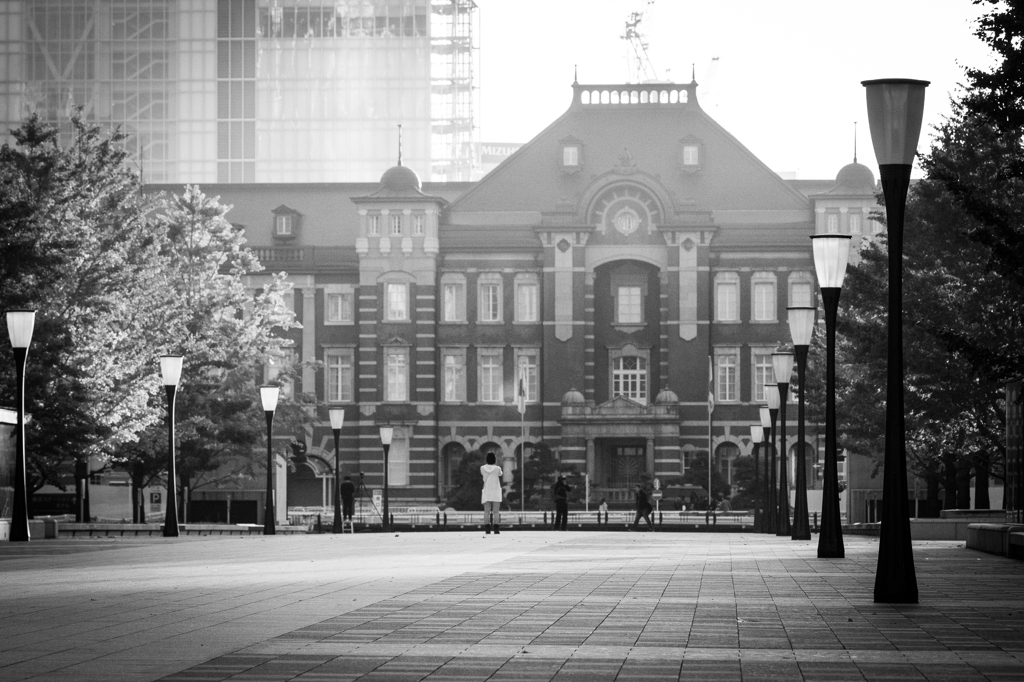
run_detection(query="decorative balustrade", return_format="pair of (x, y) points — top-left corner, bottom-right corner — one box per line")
(574, 82), (698, 108)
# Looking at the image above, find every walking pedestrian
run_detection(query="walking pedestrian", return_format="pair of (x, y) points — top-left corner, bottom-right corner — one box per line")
(631, 483), (654, 531)
(553, 475), (572, 530)
(480, 452), (503, 535)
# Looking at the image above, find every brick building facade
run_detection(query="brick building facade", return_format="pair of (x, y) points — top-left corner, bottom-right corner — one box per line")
(154, 79), (877, 510)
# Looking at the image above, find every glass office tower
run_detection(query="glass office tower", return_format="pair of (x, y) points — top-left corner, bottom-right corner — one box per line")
(0, 0), (475, 182)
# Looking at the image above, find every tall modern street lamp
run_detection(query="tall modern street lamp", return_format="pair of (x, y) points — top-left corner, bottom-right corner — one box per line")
(329, 408), (345, 533)
(765, 383), (780, 535)
(773, 350), (795, 536)
(379, 426), (393, 532)
(788, 305), (817, 541)
(759, 406), (772, 534)
(159, 355), (183, 538)
(260, 384), (280, 536)
(864, 78), (928, 603)
(6, 309), (35, 542)
(811, 233), (853, 559)
(750, 424), (764, 532)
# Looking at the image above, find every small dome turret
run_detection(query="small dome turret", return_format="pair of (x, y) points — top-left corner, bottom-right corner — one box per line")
(833, 162), (875, 194)
(561, 388), (585, 405)
(380, 164), (421, 193)
(655, 387), (679, 404)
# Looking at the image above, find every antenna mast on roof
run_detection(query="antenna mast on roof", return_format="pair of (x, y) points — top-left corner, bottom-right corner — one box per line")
(853, 122), (858, 163)
(397, 124), (403, 166)
(622, 1), (658, 83)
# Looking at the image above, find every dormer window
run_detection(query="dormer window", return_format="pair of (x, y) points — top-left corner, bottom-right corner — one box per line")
(389, 214), (402, 236)
(368, 214), (380, 236)
(678, 136), (704, 174)
(271, 205), (301, 241)
(559, 136), (583, 174)
(276, 215), (293, 236)
(412, 214), (424, 236)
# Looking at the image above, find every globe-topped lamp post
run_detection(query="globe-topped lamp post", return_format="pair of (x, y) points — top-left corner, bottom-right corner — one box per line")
(6, 309), (35, 542)
(260, 384), (280, 536)
(764, 383), (780, 535)
(329, 408), (345, 533)
(759, 406), (772, 534)
(750, 424), (764, 532)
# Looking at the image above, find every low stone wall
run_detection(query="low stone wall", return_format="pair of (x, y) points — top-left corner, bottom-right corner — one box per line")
(58, 523), (307, 538)
(966, 523), (1024, 556)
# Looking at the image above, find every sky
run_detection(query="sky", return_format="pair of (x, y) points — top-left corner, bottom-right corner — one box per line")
(474, 0), (995, 179)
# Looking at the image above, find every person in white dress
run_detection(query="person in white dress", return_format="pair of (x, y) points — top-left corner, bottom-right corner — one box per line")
(480, 452), (503, 535)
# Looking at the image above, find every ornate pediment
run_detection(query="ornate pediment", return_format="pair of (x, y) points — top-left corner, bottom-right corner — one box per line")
(593, 395), (646, 415)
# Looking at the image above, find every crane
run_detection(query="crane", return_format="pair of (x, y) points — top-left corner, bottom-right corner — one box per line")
(622, 1), (658, 83)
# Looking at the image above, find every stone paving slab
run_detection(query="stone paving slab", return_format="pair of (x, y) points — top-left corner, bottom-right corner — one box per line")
(2, 532), (1024, 680)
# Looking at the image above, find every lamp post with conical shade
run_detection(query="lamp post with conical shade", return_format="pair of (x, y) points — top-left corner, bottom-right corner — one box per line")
(260, 384), (280, 535)
(759, 406), (772, 534)
(6, 310), (34, 542)
(765, 383), (780, 535)
(379, 426), (394, 532)
(772, 350), (795, 536)
(863, 78), (928, 603)
(160, 355), (183, 538)
(329, 408), (345, 533)
(788, 305), (816, 540)
(750, 424), (764, 532)
(811, 233), (853, 559)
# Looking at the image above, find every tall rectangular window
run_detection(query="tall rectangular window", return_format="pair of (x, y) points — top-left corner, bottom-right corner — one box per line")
(826, 213), (839, 233)
(325, 292), (353, 324)
(325, 350), (353, 402)
(790, 280), (813, 307)
(478, 275), (502, 322)
(617, 286), (643, 324)
(442, 349), (466, 402)
(612, 355), (648, 404)
(716, 277), (739, 321)
(683, 145), (699, 165)
(388, 429), (409, 486)
(752, 351), (773, 403)
(516, 351), (539, 402)
(389, 213), (402, 236)
(516, 281), (538, 322)
(716, 351), (738, 402)
(368, 214), (380, 236)
(849, 213), (861, 234)
(478, 349), (503, 402)
(752, 279), (776, 321)
(385, 283), (408, 321)
(442, 280), (465, 322)
(385, 348), (408, 402)
(412, 214), (425, 236)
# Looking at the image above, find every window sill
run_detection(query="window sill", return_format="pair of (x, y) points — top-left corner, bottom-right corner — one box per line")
(440, 320), (468, 325)
(324, 320), (355, 326)
(476, 320), (505, 325)
(613, 324), (645, 334)
(750, 319), (779, 324)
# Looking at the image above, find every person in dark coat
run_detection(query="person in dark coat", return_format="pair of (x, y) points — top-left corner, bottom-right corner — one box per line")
(340, 476), (356, 521)
(553, 475), (572, 530)
(631, 483), (654, 531)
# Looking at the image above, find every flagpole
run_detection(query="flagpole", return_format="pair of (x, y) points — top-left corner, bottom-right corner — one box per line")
(708, 356), (714, 522)
(518, 370), (526, 514)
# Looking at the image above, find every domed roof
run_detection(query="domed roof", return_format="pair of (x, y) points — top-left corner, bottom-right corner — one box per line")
(655, 387), (679, 404)
(561, 388), (585, 405)
(833, 162), (875, 194)
(379, 163), (421, 193)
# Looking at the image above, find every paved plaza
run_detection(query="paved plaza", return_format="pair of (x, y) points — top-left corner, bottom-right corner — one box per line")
(1, 531), (1024, 681)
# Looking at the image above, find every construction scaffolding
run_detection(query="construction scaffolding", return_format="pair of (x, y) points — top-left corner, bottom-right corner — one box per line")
(430, 0), (476, 181)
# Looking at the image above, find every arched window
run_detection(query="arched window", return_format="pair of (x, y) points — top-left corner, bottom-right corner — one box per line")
(612, 355), (648, 404)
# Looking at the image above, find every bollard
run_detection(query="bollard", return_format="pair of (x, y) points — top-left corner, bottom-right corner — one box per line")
(813, 511), (818, 530)
(436, 511), (440, 526)
(604, 511), (608, 525)
(390, 513), (394, 529)
(519, 515), (523, 526)
(596, 511), (601, 526)
(443, 512), (447, 526)
(659, 511), (663, 526)
(543, 511), (548, 526)
(317, 514), (322, 533)
(712, 512), (717, 526)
